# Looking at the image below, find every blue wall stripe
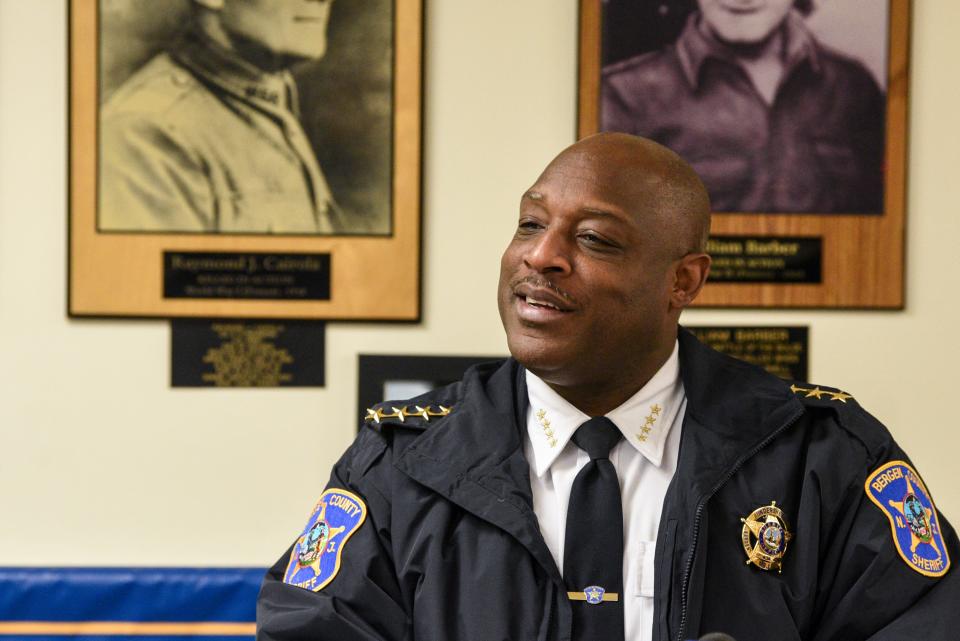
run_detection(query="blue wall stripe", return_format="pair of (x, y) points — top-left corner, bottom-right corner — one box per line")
(0, 568), (264, 623)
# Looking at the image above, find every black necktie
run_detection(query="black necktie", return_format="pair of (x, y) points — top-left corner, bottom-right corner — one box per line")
(563, 416), (625, 641)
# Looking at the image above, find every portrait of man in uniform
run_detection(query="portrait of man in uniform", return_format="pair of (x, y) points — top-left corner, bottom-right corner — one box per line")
(600, 0), (888, 214)
(97, 0), (392, 235)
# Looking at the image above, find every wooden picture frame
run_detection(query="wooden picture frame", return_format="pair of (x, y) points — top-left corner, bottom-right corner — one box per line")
(579, 0), (909, 308)
(69, 0), (423, 319)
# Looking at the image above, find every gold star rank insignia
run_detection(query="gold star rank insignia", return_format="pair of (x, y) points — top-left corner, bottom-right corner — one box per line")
(790, 384), (854, 404)
(741, 501), (793, 573)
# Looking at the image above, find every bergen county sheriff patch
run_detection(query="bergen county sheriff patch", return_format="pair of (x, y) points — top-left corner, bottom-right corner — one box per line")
(866, 461), (951, 578)
(283, 488), (367, 591)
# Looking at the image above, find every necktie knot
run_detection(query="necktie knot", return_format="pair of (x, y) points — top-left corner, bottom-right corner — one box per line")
(571, 416), (622, 460)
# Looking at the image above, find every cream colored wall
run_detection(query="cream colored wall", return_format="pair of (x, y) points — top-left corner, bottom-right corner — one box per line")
(0, 0), (957, 566)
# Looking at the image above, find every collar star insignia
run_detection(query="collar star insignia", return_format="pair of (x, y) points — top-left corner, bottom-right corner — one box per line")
(805, 386), (827, 399)
(535, 408), (557, 447)
(636, 403), (661, 442)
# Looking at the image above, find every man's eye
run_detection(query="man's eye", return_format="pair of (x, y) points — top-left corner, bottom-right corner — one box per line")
(579, 232), (609, 246)
(517, 220), (542, 232)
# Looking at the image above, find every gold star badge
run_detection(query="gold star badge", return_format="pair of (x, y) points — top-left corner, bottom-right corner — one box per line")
(741, 501), (793, 573)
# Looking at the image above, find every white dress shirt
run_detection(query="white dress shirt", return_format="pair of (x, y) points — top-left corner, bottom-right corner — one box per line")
(524, 341), (686, 641)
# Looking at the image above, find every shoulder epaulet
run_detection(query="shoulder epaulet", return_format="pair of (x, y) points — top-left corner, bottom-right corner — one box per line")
(790, 381), (895, 456)
(789, 382), (856, 406)
(362, 401), (454, 431)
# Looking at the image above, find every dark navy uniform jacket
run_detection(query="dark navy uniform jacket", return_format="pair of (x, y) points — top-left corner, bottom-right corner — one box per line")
(257, 330), (960, 640)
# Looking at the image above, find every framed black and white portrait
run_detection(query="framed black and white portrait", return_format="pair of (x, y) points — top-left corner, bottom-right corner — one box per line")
(69, 0), (423, 319)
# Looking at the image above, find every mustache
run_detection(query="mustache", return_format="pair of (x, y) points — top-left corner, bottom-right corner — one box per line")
(509, 276), (578, 306)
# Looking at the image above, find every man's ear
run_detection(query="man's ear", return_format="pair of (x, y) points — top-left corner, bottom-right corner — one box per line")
(670, 252), (711, 310)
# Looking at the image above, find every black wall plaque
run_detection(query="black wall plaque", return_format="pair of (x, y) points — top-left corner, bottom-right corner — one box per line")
(706, 236), (822, 284)
(687, 326), (809, 381)
(172, 319), (326, 387)
(163, 252), (331, 300)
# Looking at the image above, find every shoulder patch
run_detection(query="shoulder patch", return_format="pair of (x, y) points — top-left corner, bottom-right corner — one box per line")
(865, 461), (950, 578)
(790, 383), (854, 404)
(283, 488), (367, 591)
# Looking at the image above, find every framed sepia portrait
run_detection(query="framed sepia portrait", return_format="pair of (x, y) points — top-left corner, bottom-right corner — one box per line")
(69, 0), (423, 319)
(579, 0), (910, 308)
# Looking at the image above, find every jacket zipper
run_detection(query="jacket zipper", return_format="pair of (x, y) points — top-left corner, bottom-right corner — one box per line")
(675, 408), (804, 641)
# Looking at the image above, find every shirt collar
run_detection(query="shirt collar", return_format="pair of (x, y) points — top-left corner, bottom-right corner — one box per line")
(172, 29), (298, 117)
(676, 9), (821, 90)
(525, 340), (683, 477)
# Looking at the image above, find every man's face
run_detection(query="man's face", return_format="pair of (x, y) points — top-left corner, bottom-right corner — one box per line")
(697, 0), (793, 45)
(497, 148), (681, 388)
(220, 0), (333, 60)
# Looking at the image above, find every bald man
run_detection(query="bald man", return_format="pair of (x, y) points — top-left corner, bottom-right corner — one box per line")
(257, 134), (959, 641)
